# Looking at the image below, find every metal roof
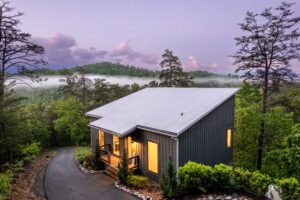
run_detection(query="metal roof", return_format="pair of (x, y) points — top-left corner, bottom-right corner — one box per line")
(87, 88), (239, 137)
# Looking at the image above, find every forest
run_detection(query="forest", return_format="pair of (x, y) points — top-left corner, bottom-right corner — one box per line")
(0, 1), (300, 199)
(30, 61), (218, 78)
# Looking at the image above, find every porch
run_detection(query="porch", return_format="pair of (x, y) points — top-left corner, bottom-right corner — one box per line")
(99, 144), (139, 171)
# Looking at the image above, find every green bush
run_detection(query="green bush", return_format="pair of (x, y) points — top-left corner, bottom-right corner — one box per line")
(19, 142), (41, 163)
(233, 167), (251, 191)
(249, 171), (272, 197)
(0, 172), (13, 200)
(178, 161), (214, 193)
(213, 164), (234, 190)
(2, 160), (24, 173)
(160, 157), (179, 199)
(83, 155), (93, 169)
(117, 150), (129, 185)
(127, 175), (148, 188)
(276, 177), (300, 200)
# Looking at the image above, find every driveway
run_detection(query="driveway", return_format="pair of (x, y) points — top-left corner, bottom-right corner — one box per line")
(45, 147), (137, 200)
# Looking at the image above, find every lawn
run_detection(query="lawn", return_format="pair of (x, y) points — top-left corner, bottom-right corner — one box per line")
(74, 146), (92, 162)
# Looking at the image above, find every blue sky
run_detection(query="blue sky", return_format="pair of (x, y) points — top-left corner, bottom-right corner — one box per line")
(13, 0), (300, 73)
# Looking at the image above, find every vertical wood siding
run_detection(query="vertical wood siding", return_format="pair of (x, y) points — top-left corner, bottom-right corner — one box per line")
(131, 130), (177, 181)
(178, 96), (235, 167)
(90, 127), (98, 154)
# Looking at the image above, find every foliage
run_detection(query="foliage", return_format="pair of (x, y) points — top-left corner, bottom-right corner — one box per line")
(53, 97), (90, 146)
(19, 142), (41, 163)
(178, 161), (214, 193)
(213, 164), (234, 190)
(232, 167), (251, 191)
(160, 157), (178, 198)
(127, 175), (148, 188)
(93, 141), (105, 170)
(0, 172), (13, 200)
(232, 2), (300, 170)
(234, 83), (296, 177)
(74, 146), (91, 164)
(266, 132), (300, 180)
(117, 150), (129, 185)
(248, 171), (272, 197)
(276, 178), (300, 200)
(178, 162), (277, 197)
(159, 49), (193, 87)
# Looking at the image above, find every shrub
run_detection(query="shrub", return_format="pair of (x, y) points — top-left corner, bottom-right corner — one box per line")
(232, 167), (252, 191)
(213, 164), (234, 190)
(93, 140), (105, 170)
(0, 172), (13, 200)
(178, 161), (214, 193)
(127, 175), (148, 188)
(118, 150), (129, 185)
(160, 157), (178, 198)
(19, 142), (41, 163)
(249, 171), (272, 197)
(276, 177), (300, 200)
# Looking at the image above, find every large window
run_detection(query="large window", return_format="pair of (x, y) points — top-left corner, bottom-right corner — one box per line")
(113, 135), (120, 156)
(227, 128), (232, 148)
(99, 130), (104, 147)
(147, 141), (158, 173)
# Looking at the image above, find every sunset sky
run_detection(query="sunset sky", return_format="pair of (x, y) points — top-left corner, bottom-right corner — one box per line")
(13, 0), (300, 73)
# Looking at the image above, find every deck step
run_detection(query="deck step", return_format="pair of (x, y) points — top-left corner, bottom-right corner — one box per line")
(104, 165), (118, 179)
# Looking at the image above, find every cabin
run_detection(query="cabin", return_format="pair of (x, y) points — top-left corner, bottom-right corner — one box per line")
(86, 88), (239, 181)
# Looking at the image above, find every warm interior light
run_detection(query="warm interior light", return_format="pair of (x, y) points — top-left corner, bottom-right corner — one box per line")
(99, 130), (104, 147)
(113, 135), (120, 155)
(148, 141), (158, 173)
(227, 128), (232, 148)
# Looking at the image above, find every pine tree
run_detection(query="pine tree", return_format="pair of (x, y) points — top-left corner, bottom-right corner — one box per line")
(117, 149), (129, 184)
(160, 157), (178, 199)
(232, 2), (300, 170)
(159, 49), (193, 87)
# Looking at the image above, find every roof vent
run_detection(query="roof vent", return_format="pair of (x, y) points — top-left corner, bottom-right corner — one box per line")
(181, 112), (184, 116)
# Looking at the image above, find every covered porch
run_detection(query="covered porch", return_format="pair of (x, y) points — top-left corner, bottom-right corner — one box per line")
(98, 131), (140, 172)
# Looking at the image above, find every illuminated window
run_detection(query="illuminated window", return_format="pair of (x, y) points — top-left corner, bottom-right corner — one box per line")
(147, 141), (158, 173)
(227, 128), (232, 148)
(99, 130), (104, 147)
(113, 135), (120, 156)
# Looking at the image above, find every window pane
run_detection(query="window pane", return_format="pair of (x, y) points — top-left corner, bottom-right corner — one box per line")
(99, 130), (104, 147)
(227, 129), (232, 148)
(113, 135), (120, 155)
(148, 141), (158, 173)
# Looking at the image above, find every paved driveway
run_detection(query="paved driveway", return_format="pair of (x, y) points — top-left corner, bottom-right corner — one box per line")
(45, 147), (137, 200)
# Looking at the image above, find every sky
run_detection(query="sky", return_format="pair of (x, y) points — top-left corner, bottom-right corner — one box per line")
(11, 0), (300, 73)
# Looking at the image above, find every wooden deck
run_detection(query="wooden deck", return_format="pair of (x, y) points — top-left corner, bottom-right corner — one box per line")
(101, 154), (137, 169)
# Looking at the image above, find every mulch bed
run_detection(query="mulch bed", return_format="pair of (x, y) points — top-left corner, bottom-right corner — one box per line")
(6, 150), (55, 200)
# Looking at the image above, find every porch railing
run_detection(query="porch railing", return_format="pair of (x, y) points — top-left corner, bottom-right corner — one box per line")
(100, 144), (111, 164)
(128, 155), (139, 169)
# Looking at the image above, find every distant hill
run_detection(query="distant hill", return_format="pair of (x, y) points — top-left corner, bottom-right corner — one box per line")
(31, 62), (218, 78)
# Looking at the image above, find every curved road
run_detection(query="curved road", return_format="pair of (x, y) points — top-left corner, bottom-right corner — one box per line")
(45, 147), (137, 200)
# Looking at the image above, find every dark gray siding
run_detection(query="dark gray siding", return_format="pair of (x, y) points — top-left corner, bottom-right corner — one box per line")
(130, 130), (177, 181)
(178, 96), (235, 167)
(90, 127), (98, 154)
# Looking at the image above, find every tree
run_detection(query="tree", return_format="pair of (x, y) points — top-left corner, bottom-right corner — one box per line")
(159, 49), (193, 87)
(53, 97), (89, 146)
(232, 2), (300, 169)
(117, 149), (129, 185)
(160, 157), (178, 199)
(0, 1), (45, 162)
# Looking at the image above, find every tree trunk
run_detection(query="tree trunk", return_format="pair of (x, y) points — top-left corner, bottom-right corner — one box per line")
(256, 69), (269, 170)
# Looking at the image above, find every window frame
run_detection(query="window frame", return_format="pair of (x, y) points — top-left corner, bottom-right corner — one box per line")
(226, 128), (233, 149)
(147, 140), (159, 174)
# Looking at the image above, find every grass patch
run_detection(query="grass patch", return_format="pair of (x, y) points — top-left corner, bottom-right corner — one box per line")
(74, 146), (91, 162)
(0, 172), (13, 200)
